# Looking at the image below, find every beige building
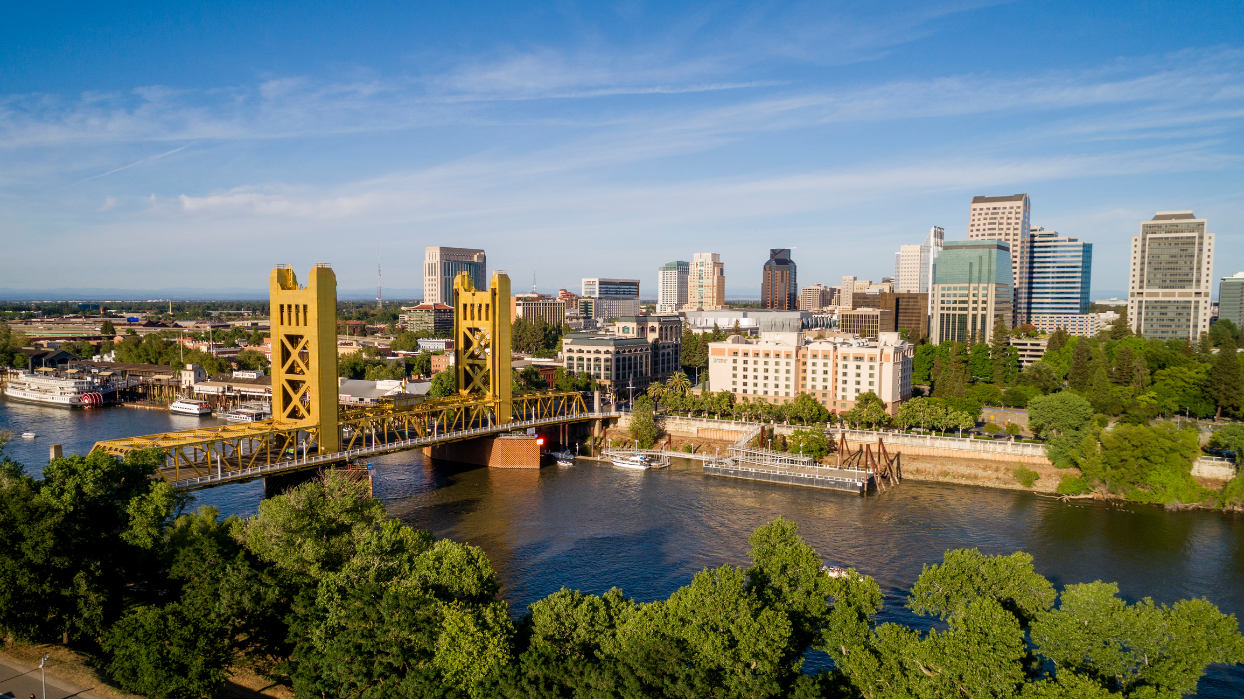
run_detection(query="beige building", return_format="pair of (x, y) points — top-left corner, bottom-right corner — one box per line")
(424, 246), (486, 306)
(1007, 336), (1049, 369)
(561, 314), (682, 393)
(511, 294), (566, 327)
(893, 244), (923, 293)
(688, 252), (726, 310)
(708, 332), (912, 413)
(838, 307), (894, 340)
(799, 284), (836, 311)
(1128, 211), (1214, 342)
(968, 194), (1030, 323)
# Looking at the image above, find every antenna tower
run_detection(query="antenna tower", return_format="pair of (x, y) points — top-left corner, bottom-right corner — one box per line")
(376, 258), (383, 308)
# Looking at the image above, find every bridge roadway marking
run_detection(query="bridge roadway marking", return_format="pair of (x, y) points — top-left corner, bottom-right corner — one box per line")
(169, 411), (620, 491)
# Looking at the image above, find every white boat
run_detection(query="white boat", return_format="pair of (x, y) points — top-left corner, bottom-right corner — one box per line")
(169, 397), (212, 416)
(551, 450), (575, 466)
(221, 403), (271, 423)
(3, 370), (106, 408)
(21, 431), (36, 439)
(610, 453), (652, 470)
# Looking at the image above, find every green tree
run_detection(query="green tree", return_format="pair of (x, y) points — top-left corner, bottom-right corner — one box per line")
(842, 392), (890, 428)
(412, 349), (433, 377)
(234, 348), (268, 372)
(1067, 338), (1094, 391)
(785, 428), (831, 459)
(102, 602), (233, 698)
(1208, 337), (1244, 419)
(1027, 391), (1094, 438)
(1209, 424), (1244, 465)
(912, 344), (939, 385)
(1018, 359), (1062, 393)
(1151, 363), (1214, 418)
(1097, 422), (1204, 504)
(787, 393), (829, 424)
(100, 319), (116, 336)
(989, 315), (1014, 383)
(429, 369), (456, 398)
(629, 395), (661, 449)
(1210, 318), (1241, 348)
(1046, 327), (1069, 354)
(1030, 581), (1244, 697)
(1108, 307), (1132, 340)
(969, 343), (992, 382)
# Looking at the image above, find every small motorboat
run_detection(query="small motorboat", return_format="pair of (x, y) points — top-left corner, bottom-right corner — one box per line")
(21, 431), (37, 439)
(551, 450), (576, 466)
(610, 453), (652, 470)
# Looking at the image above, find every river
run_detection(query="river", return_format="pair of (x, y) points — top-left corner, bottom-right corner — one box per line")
(3, 398), (1243, 695)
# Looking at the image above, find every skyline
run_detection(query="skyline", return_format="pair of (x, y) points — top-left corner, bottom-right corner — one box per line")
(2, 1), (1242, 296)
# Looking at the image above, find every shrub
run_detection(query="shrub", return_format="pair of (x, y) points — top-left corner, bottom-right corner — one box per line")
(984, 423), (1002, 434)
(1013, 467), (1039, 488)
(1004, 422), (1022, 436)
(1056, 474), (1090, 495)
(682, 443), (694, 453)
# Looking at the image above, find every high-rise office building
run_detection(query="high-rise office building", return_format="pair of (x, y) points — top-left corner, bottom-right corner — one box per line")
(761, 249), (797, 310)
(893, 226), (944, 294)
(1220, 272), (1244, 327)
(969, 195), (1030, 322)
(424, 247), (486, 306)
(688, 252), (726, 310)
(878, 292), (930, 343)
(1027, 228), (1092, 317)
(580, 277), (641, 319)
(930, 240), (1013, 344)
(1128, 211), (1214, 342)
(657, 260), (689, 313)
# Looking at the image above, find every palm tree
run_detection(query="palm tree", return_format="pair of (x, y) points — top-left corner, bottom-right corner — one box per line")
(646, 380), (666, 408)
(667, 371), (691, 394)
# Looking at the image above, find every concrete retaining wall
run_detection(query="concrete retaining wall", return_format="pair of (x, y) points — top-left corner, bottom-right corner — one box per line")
(1193, 456), (1237, 482)
(426, 434), (541, 468)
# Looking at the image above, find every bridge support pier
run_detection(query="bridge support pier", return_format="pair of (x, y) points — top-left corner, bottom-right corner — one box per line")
(427, 434), (541, 468)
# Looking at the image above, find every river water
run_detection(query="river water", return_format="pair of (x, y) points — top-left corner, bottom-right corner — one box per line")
(3, 399), (1243, 695)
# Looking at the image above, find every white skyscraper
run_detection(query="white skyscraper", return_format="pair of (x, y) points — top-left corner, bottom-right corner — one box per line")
(894, 226), (944, 295)
(658, 260), (689, 313)
(1128, 211), (1214, 342)
(969, 195), (1029, 323)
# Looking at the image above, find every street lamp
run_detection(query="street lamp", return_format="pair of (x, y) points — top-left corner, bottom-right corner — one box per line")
(40, 653), (49, 699)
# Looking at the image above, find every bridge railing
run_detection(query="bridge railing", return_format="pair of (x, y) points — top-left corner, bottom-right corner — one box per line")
(172, 410), (620, 490)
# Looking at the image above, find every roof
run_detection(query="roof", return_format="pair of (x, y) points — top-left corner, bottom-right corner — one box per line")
(404, 303), (453, 311)
(562, 333), (650, 348)
(971, 194), (1027, 204)
(1151, 211), (1197, 221)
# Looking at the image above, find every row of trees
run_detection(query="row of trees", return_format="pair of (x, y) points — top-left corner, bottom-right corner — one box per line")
(2, 446), (1239, 698)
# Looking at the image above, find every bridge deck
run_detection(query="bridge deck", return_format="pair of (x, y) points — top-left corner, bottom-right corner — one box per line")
(169, 411), (618, 491)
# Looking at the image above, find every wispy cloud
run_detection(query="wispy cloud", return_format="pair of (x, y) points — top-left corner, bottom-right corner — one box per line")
(77, 144), (188, 182)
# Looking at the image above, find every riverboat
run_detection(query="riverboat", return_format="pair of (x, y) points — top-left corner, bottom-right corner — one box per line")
(609, 453), (653, 470)
(169, 397), (212, 416)
(21, 431), (36, 439)
(221, 403), (271, 423)
(3, 370), (106, 408)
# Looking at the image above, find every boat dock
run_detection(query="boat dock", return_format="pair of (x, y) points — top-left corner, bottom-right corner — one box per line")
(701, 427), (902, 495)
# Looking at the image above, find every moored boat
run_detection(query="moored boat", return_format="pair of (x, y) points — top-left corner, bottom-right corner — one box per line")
(3, 370), (106, 408)
(609, 453), (652, 470)
(169, 397), (212, 416)
(221, 403), (271, 423)
(21, 431), (36, 439)
(551, 449), (575, 466)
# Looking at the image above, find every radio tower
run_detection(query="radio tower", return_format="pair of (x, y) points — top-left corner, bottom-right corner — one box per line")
(376, 257), (383, 308)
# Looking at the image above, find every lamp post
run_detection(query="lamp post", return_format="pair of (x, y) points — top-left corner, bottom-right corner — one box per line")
(40, 653), (49, 699)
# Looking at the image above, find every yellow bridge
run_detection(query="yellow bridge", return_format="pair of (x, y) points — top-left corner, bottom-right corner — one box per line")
(92, 264), (606, 491)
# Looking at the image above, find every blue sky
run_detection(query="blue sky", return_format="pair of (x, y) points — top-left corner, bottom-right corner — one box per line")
(1, 1), (1241, 298)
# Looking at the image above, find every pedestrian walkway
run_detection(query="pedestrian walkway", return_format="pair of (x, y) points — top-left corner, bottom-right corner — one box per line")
(0, 653), (87, 699)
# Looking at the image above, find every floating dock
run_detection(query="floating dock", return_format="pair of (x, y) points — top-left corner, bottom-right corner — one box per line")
(703, 460), (874, 494)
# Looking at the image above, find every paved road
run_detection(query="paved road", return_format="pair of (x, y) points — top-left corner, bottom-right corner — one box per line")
(0, 656), (86, 699)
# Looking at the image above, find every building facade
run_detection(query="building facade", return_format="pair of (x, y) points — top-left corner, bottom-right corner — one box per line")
(799, 284), (836, 311)
(1221, 272), (1244, 327)
(968, 195), (1030, 322)
(580, 277), (642, 320)
(838, 308), (893, 340)
(657, 260), (689, 313)
(1029, 313), (1101, 337)
(511, 294), (567, 327)
(894, 244), (923, 293)
(1127, 211), (1215, 342)
(688, 252), (726, 310)
(878, 292), (930, 343)
(423, 247), (486, 306)
(707, 332), (913, 412)
(1027, 228), (1092, 318)
(399, 303), (454, 335)
(561, 314), (682, 394)
(1008, 336), (1049, 369)
(761, 249), (798, 310)
(930, 240), (1013, 344)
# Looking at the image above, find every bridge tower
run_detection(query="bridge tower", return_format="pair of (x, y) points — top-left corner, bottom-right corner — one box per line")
(270, 264), (340, 453)
(453, 270), (512, 424)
